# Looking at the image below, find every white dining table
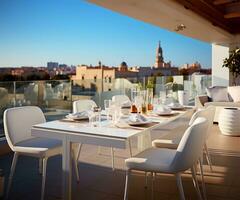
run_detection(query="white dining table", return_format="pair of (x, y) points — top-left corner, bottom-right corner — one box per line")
(31, 108), (194, 200)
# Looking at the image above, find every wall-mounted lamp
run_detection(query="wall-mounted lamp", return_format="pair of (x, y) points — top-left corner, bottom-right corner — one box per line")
(175, 24), (186, 32)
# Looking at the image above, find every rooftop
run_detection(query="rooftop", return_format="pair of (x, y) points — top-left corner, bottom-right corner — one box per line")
(1, 117), (240, 199)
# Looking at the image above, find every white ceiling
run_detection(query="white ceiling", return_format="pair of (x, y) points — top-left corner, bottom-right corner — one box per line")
(88, 0), (237, 46)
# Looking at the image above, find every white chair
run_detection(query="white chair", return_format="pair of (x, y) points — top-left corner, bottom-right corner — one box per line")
(112, 95), (131, 106)
(152, 106), (215, 171)
(73, 99), (98, 173)
(124, 117), (208, 200)
(4, 106), (79, 200)
(152, 106), (215, 199)
(73, 99), (133, 171)
(73, 99), (121, 171)
(73, 99), (97, 113)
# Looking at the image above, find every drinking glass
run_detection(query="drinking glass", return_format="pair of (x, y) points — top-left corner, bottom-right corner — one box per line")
(88, 110), (95, 127)
(88, 107), (101, 127)
(152, 96), (160, 110)
(135, 95), (143, 114)
(113, 105), (121, 124)
(109, 102), (121, 124)
(131, 88), (139, 102)
(104, 99), (112, 120)
(159, 90), (167, 104)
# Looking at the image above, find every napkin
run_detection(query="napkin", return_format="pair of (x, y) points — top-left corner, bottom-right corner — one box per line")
(66, 111), (89, 119)
(129, 114), (148, 122)
(168, 102), (182, 108)
(154, 105), (171, 113)
(121, 100), (132, 108)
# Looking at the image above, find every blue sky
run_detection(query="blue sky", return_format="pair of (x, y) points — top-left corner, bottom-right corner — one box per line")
(0, 0), (211, 68)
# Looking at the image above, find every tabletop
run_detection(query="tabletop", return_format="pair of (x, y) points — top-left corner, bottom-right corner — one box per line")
(32, 107), (194, 140)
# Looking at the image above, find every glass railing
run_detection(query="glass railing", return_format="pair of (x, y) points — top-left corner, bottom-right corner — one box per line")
(0, 80), (72, 137)
(0, 74), (211, 137)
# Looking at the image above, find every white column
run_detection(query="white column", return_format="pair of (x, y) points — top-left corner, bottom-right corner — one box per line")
(212, 44), (229, 86)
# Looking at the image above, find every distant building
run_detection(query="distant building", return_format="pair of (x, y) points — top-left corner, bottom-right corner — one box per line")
(47, 62), (59, 71)
(154, 41), (171, 68)
(179, 62), (203, 75)
(72, 62), (116, 91)
(10, 66), (49, 79)
(118, 62), (128, 72)
(72, 41), (179, 91)
(180, 62), (201, 70)
(59, 64), (68, 69)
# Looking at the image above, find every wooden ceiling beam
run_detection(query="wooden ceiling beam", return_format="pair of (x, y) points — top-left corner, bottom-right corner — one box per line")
(224, 11), (240, 18)
(174, 0), (233, 32)
(213, 0), (236, 5)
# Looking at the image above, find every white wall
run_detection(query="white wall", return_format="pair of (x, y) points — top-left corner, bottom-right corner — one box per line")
(212, 44), (229, 86)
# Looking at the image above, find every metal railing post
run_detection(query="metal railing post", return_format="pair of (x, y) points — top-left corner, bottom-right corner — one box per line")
(13, 81), (16, 107)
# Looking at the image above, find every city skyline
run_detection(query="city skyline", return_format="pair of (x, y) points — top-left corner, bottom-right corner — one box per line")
(0, 0), (211, 68)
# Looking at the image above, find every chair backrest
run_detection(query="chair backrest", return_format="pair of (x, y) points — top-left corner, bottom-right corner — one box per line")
(4, 106), (46, 150)
(171, 117), (208, 172)
(112, 95), (131, 104)
(73, 99), (97, 113)
(189, 106), (215, 138)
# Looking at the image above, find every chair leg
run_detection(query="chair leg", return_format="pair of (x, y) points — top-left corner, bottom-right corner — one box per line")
(72, 150), (80, 183)
(191, 165), (203, 200)
(176, 173), (185, 200)
(39, 158), (43, 174)
(124, 170), (130, 200)
(128, 140), (132, 157)
(199, 158), (207, 200)
(6, 152), (18, 199)
(111, 147), (115, 171)
(41, 157), (48, 200)
(204, 143), (213, 172)
(151, 172), (154, 199)
(144, 172), (148, 189)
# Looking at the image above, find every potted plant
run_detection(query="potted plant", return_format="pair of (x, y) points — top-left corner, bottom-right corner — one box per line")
(222, 48), (240, 85)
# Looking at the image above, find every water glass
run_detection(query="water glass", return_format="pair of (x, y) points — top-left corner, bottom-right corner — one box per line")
(88, 107), (101, 127)
(131, 88), (139, 102)
(104, 99), (112, 120)
(159, 90), (166, 100)
(152, 96), (160, 110)
(113, 106), (121, 124)
(109, 103), (121, 124)
(135, 95), (143, 113)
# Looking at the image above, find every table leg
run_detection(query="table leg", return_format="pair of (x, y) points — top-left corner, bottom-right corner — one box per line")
(62, 138), (72, 200)
(137, 130), (151, 152)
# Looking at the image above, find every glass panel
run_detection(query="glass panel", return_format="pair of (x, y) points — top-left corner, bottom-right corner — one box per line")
(0, 75), (212, 137)
(0, 81), (15, 137)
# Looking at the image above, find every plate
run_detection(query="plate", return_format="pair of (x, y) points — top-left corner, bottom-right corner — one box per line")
(170, 106), (185, 110)
(155, 111), (175, 116)
(66, 114), (88, 120)
(128, 120), (152, 126)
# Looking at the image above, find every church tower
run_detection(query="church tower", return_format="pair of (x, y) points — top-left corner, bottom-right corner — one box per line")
(154, 41), (164, 68)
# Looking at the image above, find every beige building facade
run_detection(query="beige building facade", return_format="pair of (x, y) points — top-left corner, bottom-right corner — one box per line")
(72, 63), (116, 92)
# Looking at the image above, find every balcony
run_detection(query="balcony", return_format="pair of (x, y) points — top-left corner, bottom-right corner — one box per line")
(1, 76), (240, 200)
(1, 115), (240, 199)
(0, 75), (211, 137)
